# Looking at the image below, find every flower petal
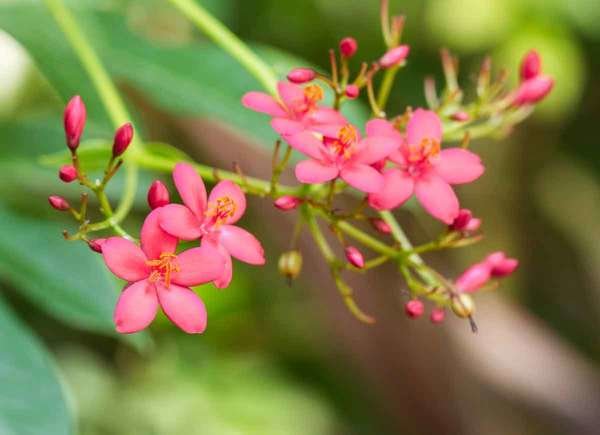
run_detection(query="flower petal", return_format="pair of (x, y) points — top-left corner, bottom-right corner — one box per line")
(295, 159), (339, 184)
(277, 81), (304, 108)
(434, 148), (485, 184)
(368, 169), (414, 210)
(208, 180), (246, 225)
(271, 118), (304, 135)
(159, 204), (203, 241)
(414, 173), (459, 224)
(141, 208), (178, 259)
(284, 131), (324, 160)
(406, 109), (442, 145)
(113, 280), (158, 334)
(173, 162), (206, 219)
(354, 136), (400, 164)
(241, 92), (287, 117)
(365, 118), (401, 139)
(172, 243), (226, 287)
(211, 240), (233, 289)
(102, 237), (149, 282)
(308, 108), (347, 125)
(156, 282), (207, 334)
(218, 225), (265, 265)
(340, 163), (384, 193)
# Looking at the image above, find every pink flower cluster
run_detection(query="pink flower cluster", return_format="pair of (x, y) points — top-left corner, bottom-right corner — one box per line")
(101, 163), (265, 334)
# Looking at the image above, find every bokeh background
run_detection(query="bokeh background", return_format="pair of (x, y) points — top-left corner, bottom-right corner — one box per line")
(1, 0), (599, 434)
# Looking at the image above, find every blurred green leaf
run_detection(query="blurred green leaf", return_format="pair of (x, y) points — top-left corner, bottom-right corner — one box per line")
(0, 293), (72, 435)
(0, 203), (116, 334)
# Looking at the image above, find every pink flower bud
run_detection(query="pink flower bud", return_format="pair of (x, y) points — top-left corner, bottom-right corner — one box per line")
(147, 180), (170, 209)
(274, 195), (302, 211)
(112, 123), (134, 157)
(464, 218), (481, 232)
(58, 164), (77, 183)
(485, 251), (518, 277)
(345, 84), (360, 99)
(339, 37), (358, 58)
(345, 246), (365, 268)
(450, 209), (472, 231)
(369, 218), (392, 234)
(455, 262), (491, 293)
(512, 75), (554, 106)
(405, 299), (424, 319)
(48, 195), (70, 211)
(287, 68), (316, 84)
(88, 238), (106, 253)
(450, 111), (470, 122)
(379, 45), (410, 68)
(520, 50), (541, 81)
(63, 95), (86, 150)
(430, 307), (446, 324)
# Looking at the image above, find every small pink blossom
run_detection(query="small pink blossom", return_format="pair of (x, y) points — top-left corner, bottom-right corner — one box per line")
(285, 121), (400, 193)
(242, 81), (346, 136)
(485, 251), (519, 277)
(59, 165), (77, 183)
(369, 218), (392, 234)
(274, 195), (302, 211)
(379, 45), (410, 68)
(112, 123), (134, 157)
(340, 37), (358, 58)
(430, 307), (446, 324)
(287, 68), (316, 84)
(102, 209), (225, 334)
(455, 262), (491, 293)
(48, 195), (70, 211)
(345, 246), (365, 268)
(147, 180), (170, 210)
(158, 163), (265, 288)
(345, 84), (360, 99)
(450, 208), (480, 233)
(88, 238), (106, 254)
(520, 50), (541, 81)
(64, 95), (86, 150)
(512, 50), (553, 106)
(405, 299), (424, 318)
(368, 109), (484, 224)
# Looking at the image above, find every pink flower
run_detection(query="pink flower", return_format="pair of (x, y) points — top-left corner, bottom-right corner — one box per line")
(379, 45), (410, 68)
(285, 121), (400, 193)
(405, 299), (424, 318)
(147, 180), (170, 210)
(339, 37), (358, 58)
(520, 50), (541, 81)
(158, 163), (265, 288)
(63, 95), (86, 150)
(455, 262), (491, 293)
(344, 246), (365, 268)
(274, 195), (302, 211)
(345, 84), (360, 99)
(242, 81), (346, 136)
(485, 251), (519, 277)
(112, 122), (134, 157)
(368, 109), (484, 224)
(450, 208), (481, 233)
(512, 50), (553, 106)
(102, 209), (225, 334)
(59, 164), (77, 183)
(287, 68), (316, 84)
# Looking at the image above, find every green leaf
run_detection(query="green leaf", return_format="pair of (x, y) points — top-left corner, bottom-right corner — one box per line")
(0, 293), (72, 435)
(0, 203), (115, 333)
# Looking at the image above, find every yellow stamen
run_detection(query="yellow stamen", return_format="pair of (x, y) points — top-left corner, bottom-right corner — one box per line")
(146, 252), (179, 288)
(205, 196), (237, 227)
(303, 84), (324, 103)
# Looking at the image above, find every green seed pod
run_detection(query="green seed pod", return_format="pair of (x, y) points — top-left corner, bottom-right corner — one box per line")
(451, 294), (475, 318)
(278, 250), (303, 281)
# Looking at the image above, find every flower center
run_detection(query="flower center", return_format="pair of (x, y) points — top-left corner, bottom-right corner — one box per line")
(402, 137), (440, 176)
(303, 84), (324, 104)
(324, 124), (358, 160)
(205, 196), (236, 227)
(146, 252), (179, 288)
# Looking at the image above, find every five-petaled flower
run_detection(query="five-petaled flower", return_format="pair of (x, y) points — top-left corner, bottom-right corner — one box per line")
(242, 81), (346, 136)
(102, 209), (225, 334)
(158, 163), (265, 289)
(285, 121), (399, 193)
(368, 109), (484, 223)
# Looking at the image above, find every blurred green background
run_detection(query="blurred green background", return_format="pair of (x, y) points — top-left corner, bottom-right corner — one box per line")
(1, 0), (599, 434)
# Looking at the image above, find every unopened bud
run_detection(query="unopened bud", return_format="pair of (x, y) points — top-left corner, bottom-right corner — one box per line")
(345, 246), (365, 268)
(345, 84), (360, 99)
(430, 307), (446, 324)
(512, 75), (554, 106)
(520, 50), (541, 81)
(48, 195), (70, 211)
(287, 68), (316, 84)
(450, 111), (470, 122)
(88, 238), (106, 253)
(485, 251), (518, 277)
(465, 218), (481, 232)
(63, 95), (86, 150)
(369, 218), (392, 234)
(278, 250), (303, 281)
(339, 37), (358, 58)
(455, 262), (491, 293)
(405, 299), (424, 319)
(379, 45), (410, 68)
(59, 164), (77, 183)
(451, 294), (475, 318)
(274, 195), (302, 211)
(451, 209), (472, 231)
(112, 123), (134, 157)
(147, 180), (170, 209)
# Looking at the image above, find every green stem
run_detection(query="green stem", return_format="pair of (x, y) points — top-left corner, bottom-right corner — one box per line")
(376, 66), (399, 110)
(166, 0), (278, 96)
(44, 0), (141, 238)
